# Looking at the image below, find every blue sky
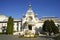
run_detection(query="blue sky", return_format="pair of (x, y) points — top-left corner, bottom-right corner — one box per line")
(0, 0), (60, 18)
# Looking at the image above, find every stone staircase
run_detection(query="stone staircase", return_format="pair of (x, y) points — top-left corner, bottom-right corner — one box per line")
(24, 30), (35, 37)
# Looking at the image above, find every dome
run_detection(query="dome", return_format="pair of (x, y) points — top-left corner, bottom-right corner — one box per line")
(26, 4), (34, 16)
(0, 14), (8, 21)
(0, 14), (7, 17)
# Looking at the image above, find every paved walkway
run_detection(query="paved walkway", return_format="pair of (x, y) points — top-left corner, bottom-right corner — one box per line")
(0, 35), (55, 40)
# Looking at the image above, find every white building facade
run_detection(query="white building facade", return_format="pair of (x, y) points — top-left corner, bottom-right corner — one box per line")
(0, 5), (60, 35)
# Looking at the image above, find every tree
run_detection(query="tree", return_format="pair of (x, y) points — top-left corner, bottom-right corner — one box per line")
(6, 16), (13, 34)
(50, 20), (59, 34)
(42, 20), (52, 36)
(42, 20), (59, 36)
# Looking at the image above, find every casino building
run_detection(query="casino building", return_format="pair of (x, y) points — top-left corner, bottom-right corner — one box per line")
(0, 4), (60, 35)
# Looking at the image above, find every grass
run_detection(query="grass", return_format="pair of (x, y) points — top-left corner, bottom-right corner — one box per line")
(0, 33), (3, 35)
(0, 32), (6, 34)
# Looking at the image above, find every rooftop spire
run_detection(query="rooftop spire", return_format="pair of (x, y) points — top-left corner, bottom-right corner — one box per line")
(26, 4), (34, 16)
(28, 4), (32, 10)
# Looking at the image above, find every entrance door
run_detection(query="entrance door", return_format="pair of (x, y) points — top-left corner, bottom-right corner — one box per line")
(28, 25), (32, 30)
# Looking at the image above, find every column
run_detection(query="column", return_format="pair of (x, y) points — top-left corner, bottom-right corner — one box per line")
(20, 19), (22, 31)
(17, 22), (19, 31)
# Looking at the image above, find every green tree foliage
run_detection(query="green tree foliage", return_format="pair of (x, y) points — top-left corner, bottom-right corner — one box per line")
(42, 20), (59, 36)
(50, 20), (59, 34)
(6, 16), (13, 34)
(43, 20), (52, 35)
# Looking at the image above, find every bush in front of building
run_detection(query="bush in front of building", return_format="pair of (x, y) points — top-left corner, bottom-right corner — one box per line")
(42, 20), (59, 36)
(6, 16), (13, 35)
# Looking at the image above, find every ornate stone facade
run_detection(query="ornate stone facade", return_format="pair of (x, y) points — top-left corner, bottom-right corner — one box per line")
(0, 4), (60, 35)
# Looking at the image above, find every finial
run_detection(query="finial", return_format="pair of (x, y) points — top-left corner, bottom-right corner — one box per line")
(35, 14), (38, 17)
(28, 4), (32, 10)
(29, 4), (31, 7)
(29, 2), (31, 7)
(22, 14), (25, 18)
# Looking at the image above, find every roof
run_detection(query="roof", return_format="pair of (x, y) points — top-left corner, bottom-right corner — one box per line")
(39, 16), (60, 23)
